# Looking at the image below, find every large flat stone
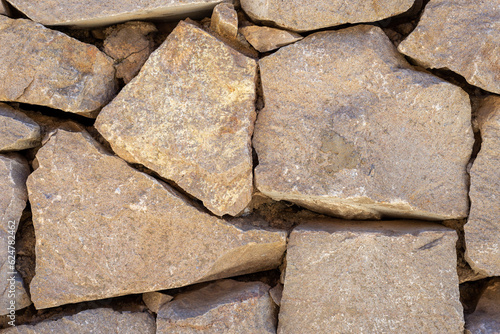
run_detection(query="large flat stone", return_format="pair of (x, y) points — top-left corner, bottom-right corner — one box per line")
(254, 25), (473, 220)
(279, 220), (464, 333)
(398, 0), (500, 94)
(96, 20), (257, 217)
(157, 279), (277, 333)
(0, 103), (40, 152)
(27, 130), (286, 309)
(465, 279), (500, 334)
(0, 17), (116, 117)
(465, 96), (500, 276)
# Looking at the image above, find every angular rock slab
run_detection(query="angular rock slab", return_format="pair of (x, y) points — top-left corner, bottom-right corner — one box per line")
(157, 279), (277, 333)
(465, 96), (500, 276)
(240, 0), (414, 32)
(241, 26), (302, 53)
(96, 20), (257, 217)
(254, 25), (473, 220)
(3, 308), (156, 333)
(0, 103), (40, 152)
(211, 2), (238, 39)
(279, 220), (464, 334)
(6, 0), (231, 27)
(27, 130), (286, 309)
(398, 0), (500, 94)
(0, 17), (116, 117)
(465, 279), (500, 334)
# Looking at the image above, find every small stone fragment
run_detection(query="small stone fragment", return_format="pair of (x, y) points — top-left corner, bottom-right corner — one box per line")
(142, 292), (173, 313)
(3, 308), (156, 333)
(269, 284), (283, 306)
(241, 26), (302, 52)
(0, 0), (10, 16)
(465, 279), (500, 334)
(96, 20), (257, 216)
(398, 0), (500, 94)
(0, 16), (116, 117)
(254, 25), (473, 220)
(240, 0), (414, 32)
(0, 103), (40, 152)
(27, 130), (286, 309)
(211, 3), (238, 39)
(465, 96), (500, 276)
(279, 220), (464, 333)
(157, 279), (277, 333)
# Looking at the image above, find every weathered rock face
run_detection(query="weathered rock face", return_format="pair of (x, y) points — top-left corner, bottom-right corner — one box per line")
(157, 279), (277, 333)
(254, 25), (473, 220)
(3, 308), (156, 333)
(0, 103), (40, 152)
(0, 17), (116, 117)
(240, 0), (414, 32)
(465, 96), (500, 276)
(0, 153), (32, 315)
(96, 20), (257, 217)
(27, 130), (286, 309)
(241, 26), (302, 53)
(465, 279), (500, 334)
(0, 0), (10, 16)
(398, 0), (500, 95)
(211, 2), (238, 39)
(6, 0), (231, 27)
(279, 220), (463, 333)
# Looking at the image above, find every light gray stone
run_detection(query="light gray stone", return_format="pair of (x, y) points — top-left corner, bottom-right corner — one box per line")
(466, 279), (500, 334)
(0, 103), (40, 152)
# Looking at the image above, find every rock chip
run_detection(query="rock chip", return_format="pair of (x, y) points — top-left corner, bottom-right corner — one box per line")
(0, 103), (40, 152)
(279, 220), (464, 333)
(27, 130), (286, 309)
(142, 292), (173, 313)
(0, 17), (116, 117)
(465, 279), (500, 334)
(254, 25), (473, 220)
(157, 279), (277, 333)
(241, 26), (302, 53)
(398, 0), (500, 94)
(0, 0), (10, 16)
(3, 308), (156, 333)
(465, 96), (500, 276)
(211, 3), (238, 39)
(96, 20), (257, 217)
(240, 0), (414, 32)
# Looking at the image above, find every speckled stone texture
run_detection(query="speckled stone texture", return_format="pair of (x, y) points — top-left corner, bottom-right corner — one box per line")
(0, 103), (40, 152)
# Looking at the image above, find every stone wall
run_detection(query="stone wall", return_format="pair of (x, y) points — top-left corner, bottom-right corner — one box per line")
(0, 0), (499, 332)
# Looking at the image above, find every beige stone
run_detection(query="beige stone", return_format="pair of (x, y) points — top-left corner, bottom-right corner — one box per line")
(27, 130), (286, 309)
(254, 25), (473, 220)
(3, 308), (156, 333)
(0, 0), (10, 16)
(0, 154), (32, 315)
(0, 17), (116, 117)
(211, 2), (238, 39)
(241, 26), (302, 53)
(96, 20), (257, 217)
(398, 0), (500, 94)
(157, 279), (277, 333)
(142, 292), (173, 313)
(240, 0), (414, 32)
(0, 103), (40, 152)
(465, 96), (500, 276)
(279, 220), (464, 333)
(465, 279), (500, 333)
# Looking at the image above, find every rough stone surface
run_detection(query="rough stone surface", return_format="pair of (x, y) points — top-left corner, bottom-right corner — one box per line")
(0, 103), (40, 152)
(0, 17), (116, 117)
(465, 279), (500, 334)
(211, 3), (238, 38)
(0, 0), (10, 16)
(142, 292), (173, 313)
(279, 220), (464, 333)
(0, 154), (32, 315)
(3, 308), (156, 333)
(254, 25), (473, 220)
(96, 20), (257, 217)
(240, 0), (414, 32)
(27, 130), (286, 309)
(465, 96), (500, 276)
(241, 26), (302, 53)
(157, 279), (277, 333)
(398, 0), (500, 94)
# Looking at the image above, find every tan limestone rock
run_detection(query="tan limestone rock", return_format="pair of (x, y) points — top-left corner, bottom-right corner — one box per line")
(0, 0), (10, 16)
(241, 26), (302, 53)
(465, 279), (500, 333)
(240, 0), (414, 32)
(398, 0), (500, 94)
(3, 308), (156, 333)
(254, 25), (473, 220)
(157, 279), (277, 333)
(95, 20), (257, 217)
(0, 17), (116, 117)
(279, 220), (464, 333)
(211, 2), (238, 39)
(142, 292), (173, 313)
(27, 130), (286, 309)
(0, 103), (40, 152)
(465, 96), (500, 276)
